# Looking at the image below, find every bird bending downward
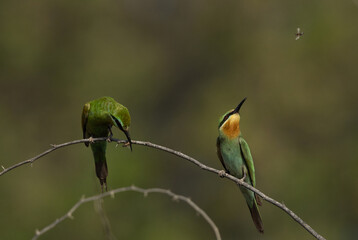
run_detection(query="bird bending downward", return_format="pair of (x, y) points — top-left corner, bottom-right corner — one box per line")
(82, 96), (132, 192)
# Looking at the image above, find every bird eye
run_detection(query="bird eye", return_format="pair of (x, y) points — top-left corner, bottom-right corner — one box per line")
(111, 114), (123, 130)
(219, 111), (233, 127)
(224, 111), (234, 121)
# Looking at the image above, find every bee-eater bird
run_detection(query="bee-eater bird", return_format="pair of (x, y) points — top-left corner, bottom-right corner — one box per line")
(82, 96), (132, 192)
(216, 98), (264, 233)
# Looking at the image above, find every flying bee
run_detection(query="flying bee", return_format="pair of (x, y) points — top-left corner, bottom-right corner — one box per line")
(295, 27), (304, 40)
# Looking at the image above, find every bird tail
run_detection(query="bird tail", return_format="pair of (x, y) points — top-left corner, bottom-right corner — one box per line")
(247, 199), (264, 233)
(95, 160), (108, 192)
(91, 142), (108, 192)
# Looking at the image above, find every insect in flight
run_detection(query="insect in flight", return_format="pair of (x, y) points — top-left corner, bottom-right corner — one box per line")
(295, 27), (304, 40)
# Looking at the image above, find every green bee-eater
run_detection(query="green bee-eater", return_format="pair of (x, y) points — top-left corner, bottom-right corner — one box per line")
(216, 98), (264, 233)
(82, 96), (132, 192)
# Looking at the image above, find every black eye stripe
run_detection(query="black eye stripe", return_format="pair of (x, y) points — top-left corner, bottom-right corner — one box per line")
(219, 111), (234, 127)
(111, 114), (124, 131)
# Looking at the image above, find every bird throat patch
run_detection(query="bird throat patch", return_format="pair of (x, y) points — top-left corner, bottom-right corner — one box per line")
(221, 114), (240, 139)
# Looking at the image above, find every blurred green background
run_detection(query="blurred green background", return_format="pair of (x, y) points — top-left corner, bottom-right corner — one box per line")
(1, 0), (357, 239)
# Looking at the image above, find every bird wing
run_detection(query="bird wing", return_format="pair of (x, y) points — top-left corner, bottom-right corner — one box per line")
(82, 103), (90, 147)
(239, 136), (262, 205)
(216, 137), (229, 173)
(239, 136), (256, 187)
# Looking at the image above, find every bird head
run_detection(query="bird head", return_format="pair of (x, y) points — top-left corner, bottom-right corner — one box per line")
(110, 107), (132, 151)
(218, 97), (246, 139)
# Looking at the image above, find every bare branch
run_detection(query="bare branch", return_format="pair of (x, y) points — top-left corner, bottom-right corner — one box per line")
(0, 139), (90, 176)
(32, 185), (221, 240)
(1, 137), (326, 240)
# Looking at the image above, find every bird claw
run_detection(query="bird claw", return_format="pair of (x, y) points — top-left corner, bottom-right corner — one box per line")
(122, 141), (130, 148)
(239, 170), (246, 181)
(107, 126), (113, 143)
(218, 170), (226, 178)
(88, 137), (94, 144)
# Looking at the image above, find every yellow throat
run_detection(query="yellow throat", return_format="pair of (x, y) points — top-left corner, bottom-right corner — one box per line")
(220, 113), (241, 139)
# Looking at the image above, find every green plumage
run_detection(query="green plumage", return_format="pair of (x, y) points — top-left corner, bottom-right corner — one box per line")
(82, 96), (132, 191)
(216, 98), (264, 233)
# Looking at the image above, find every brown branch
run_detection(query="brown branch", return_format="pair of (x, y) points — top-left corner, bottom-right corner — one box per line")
(0, 139), (90, 176)
(1, 137), (326, 240)
(32, 185), (221, 240)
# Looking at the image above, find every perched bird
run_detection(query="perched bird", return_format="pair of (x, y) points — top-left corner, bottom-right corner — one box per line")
(216, 98), (264, 233)
(82, 96), (132, 192)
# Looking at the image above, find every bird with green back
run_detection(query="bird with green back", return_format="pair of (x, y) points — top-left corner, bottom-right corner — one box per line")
(82, 96), (132, 192)
(216, 97), (264, 233)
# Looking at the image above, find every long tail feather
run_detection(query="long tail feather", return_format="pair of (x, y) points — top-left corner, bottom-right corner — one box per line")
(255, 193), (262, 206)
(91, 142), (108, 192)
(248, 200), (264, 233)
(95, 160), (108, 191)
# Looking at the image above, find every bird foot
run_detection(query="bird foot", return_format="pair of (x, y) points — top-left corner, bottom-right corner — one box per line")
(122, 141), (130, 148)
(107, 126), (113, 143)
(88, 137), (95, 144)
(239, 170), (246, 181)
(218, 170), (226, 178)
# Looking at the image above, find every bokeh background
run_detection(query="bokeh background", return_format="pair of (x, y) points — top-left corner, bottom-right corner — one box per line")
(1, 0), (357, 239)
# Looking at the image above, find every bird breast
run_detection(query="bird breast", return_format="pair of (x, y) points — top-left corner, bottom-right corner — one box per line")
(221, 114), (240, 139)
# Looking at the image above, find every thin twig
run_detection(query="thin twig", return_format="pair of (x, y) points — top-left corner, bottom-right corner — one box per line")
(32, 185), (221, 240)
(0, 139), (90, 176)
(1, 137), (326, 240)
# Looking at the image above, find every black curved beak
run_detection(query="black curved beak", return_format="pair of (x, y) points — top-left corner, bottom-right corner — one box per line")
(111, 114), (132, 151)
(233, 97), (247, 114)
(123, 129), (132, 151)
